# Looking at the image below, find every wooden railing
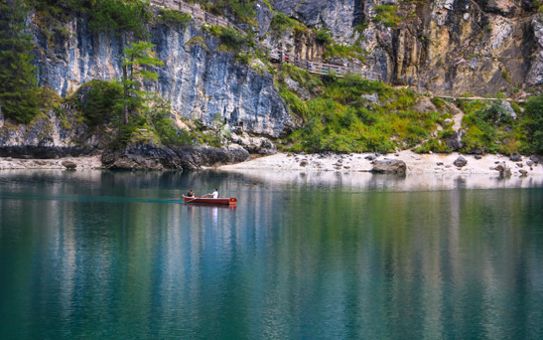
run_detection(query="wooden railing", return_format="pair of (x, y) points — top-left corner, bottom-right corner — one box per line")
(151, 0), (233, 28)
(150, 0), (378, 79)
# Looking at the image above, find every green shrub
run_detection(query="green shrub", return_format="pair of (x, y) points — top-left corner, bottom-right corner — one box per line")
(374, 4), (401, 28)
(75, 80), (123, 127)
(280, 64), (323, 93)
(522, 95), (543, 154)
(280, 74), (442, 153)
(458, 100), (522, 154)
(270, 12), (306, 34)
(315, 29), (332, 45)
(89, 0), (151, 38)
(158, 8), (191, 27)
(32, 0), (151, 38)
(279, 86), (308, 118)
(414, 139), (452, 154)
(324, 43), (366, 62)
(206, 25), (251, 51)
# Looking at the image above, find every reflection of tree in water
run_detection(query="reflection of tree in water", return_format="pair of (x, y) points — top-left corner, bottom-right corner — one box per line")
(1, 171), (543, 338)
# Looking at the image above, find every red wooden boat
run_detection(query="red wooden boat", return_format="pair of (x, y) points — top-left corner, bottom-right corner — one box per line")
(182, 195), (237, 207)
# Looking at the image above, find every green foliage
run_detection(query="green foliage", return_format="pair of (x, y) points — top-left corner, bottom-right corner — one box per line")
(186, 35), (208, 50)
(190, 0), (257, 26)
(279, 73), (443, 153)
(324, 43), (366, 62)
(144, 97), (193, 145)
(414, 138), (452, 154)
(205, 25), (251, 51)
(76, 80), (124, 127)
(32, 0), (151, 38)
(270, 12), (307, 34)
(89, 0), (151, 37)
(279, 86), (308, 118)
(279, 64), (323, 94)
(374, 4), (401, 28)
(0, 1), (40, 124)
(157, 8), (191, 28)
(522, 95), (543, 154)
(315, 29), (332, 45)
(458, 100), (521, 155)
(121, 41), (164, 124)
(73, 80), (192, 147)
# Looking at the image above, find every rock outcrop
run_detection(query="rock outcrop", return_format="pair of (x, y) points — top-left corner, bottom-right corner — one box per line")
(269, 0), (543, 95)
(371, 159), (407, 175)
(453, 156), (468, 167)
(0, 111), (98, 158)
(101, 143), (250, 170)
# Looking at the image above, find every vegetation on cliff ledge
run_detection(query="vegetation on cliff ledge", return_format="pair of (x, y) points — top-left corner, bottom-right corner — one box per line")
(277, 63), (543, 155)
(277, 65), (446, 153)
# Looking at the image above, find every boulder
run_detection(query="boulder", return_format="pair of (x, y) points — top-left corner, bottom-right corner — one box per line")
(509, 154), (522, 162)
(371, 159), (407, 175)
(413, 97), (437, 113)
(230, 132), (277, 155)
(453, 156), (467, 167)
(61, 160), (77, 170)
(474, 155), (482, 160)
(494, 163), (512, 178)
(519, 169), (528, 177)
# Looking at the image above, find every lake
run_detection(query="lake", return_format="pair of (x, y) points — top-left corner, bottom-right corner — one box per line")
(1, 170), (542, 339)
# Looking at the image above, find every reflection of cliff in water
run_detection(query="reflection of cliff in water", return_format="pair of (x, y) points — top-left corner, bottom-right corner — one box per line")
(1, 170), (543, 338)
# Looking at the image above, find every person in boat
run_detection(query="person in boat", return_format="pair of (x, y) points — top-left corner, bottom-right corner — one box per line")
(210, 188), (219, 199)
(186, 189), (195, 197)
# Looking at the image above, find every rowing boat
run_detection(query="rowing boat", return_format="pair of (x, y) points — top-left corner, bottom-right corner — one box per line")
(182, 195), (237, 207)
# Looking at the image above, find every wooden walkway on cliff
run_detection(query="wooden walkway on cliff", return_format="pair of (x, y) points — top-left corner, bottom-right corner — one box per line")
(150, 0), (378, 79)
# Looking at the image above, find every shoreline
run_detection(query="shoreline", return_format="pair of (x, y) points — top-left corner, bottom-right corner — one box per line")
(0, 156), (102, 170)
(1, 151), (542, 177)
(218, 151), (543, 177)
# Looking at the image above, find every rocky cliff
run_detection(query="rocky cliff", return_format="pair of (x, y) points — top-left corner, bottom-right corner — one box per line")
(270, 0), (543, 96)
(2, 0), (542, 165)
(32, 14), (292, 138)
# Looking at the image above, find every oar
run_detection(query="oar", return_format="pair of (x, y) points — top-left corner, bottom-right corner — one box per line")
(184, 196), (199, 203)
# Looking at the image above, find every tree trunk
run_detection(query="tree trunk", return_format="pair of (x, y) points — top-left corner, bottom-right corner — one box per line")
(122, 63), (129, 125)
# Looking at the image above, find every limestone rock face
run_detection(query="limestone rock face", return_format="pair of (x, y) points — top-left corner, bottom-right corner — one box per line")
(0, 111), (97, 158)
(270, 0), (543, 95)
(32, 18), (292, 138)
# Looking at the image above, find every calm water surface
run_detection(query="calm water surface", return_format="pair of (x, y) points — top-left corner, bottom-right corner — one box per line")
(0, 170), (542, 339)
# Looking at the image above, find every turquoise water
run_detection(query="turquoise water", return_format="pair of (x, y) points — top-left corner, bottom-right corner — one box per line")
(1, 170), (543, 339)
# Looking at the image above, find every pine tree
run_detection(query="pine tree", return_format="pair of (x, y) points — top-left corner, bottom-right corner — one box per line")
(0, 0), (40, 124)
(121, 41), (163, 124)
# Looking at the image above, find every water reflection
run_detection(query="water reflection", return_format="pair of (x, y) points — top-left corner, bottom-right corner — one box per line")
(0, 170), (542, 338)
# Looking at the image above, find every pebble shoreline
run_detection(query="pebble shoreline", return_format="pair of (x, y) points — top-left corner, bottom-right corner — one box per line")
(219, 151), (543, 177)
(0, 156), (102, 170)
(1, 151), (541, 177)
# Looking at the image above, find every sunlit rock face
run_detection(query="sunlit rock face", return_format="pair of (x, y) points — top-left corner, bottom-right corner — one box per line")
(32, 18), (291, 138)
(270, 0), (543, 95)
(25, 0), (543, 143)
